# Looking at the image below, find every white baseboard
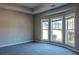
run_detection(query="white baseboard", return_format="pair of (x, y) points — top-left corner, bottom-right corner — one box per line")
(0, 40), (33, 48)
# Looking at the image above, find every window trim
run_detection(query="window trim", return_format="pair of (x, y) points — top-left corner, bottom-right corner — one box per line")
(51, 17), (63, 43)
(41, 11), (75, 47)
(41, 19), (49, 41)
(65, 14), (75, 47)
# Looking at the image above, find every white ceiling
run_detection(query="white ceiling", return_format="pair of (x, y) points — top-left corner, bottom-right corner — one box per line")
(0, 3), (67, 14)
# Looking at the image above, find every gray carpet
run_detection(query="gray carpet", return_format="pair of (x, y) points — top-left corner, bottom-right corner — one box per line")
(0, 42), (77, 55)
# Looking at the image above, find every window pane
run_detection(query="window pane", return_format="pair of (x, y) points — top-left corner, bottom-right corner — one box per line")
(67, 30), (75, 44)
(42, 21), (48, 40)
(52, 21), (62, 29)
(51, 30), (62, 43)
(67, 18), (74, 29)
(65, 16), (75, 47)
(42, 29), (48, 40)
(42, 22), (48, 29)
(51, 19), (62, 43)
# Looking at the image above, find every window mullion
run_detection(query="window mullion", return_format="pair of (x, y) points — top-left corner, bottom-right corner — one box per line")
(62, 15), (66, 44)
(48, 18), (51, 41)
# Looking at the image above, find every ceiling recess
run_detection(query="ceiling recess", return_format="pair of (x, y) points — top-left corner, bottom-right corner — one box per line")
(0, 3), (67, 15)
(51, 4), (56, 7)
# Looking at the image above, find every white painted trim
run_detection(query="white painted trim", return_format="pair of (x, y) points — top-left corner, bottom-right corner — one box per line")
(0, 40), (33, 48)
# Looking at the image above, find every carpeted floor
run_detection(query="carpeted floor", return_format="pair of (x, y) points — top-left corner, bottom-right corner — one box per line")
(0, 42), (77, 55)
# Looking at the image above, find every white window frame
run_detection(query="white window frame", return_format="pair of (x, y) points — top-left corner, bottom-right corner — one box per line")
(41, 11), (75, 47)
(41, 19), (49, 41)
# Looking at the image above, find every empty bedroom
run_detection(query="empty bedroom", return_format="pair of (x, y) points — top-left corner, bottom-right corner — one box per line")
(0, 3), (79, 55)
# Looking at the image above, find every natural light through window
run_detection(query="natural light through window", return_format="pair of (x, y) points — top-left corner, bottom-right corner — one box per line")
(51, 17), (63, 43)
(41, 19), (49, 40)
(65, 14), (75, 47)
(41, 12), (75, 47)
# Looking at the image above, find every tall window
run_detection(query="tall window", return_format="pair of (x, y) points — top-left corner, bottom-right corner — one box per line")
(65, 14), (75, 47)
(41, 12), (75, 47)
(51, 17), (63, 43)
(41, 19), (49, 40)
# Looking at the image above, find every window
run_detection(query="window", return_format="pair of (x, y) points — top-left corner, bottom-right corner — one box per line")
(65, 14), (75, 47)
(41, 12), (75, 47)
(41, 19), (49, 40)
(51, 17), (63, 43)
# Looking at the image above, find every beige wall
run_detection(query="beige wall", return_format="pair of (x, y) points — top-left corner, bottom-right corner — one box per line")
(0, 8), (33, 47)
(34, 15), (41, 41)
